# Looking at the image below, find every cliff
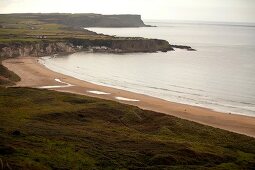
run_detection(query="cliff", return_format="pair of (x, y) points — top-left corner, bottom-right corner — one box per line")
(0, 13), (195, 58)
(2, 13), (148, 28)
(0, 42), (76, 58)
(110, 39), (173, 52)
(0, 38), (174, 58)
(53, 14), (148, 27)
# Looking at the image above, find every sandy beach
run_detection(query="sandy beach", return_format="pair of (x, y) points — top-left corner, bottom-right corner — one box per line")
(3, 56), (255, 137)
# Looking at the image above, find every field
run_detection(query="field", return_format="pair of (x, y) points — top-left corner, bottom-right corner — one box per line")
(0, 86), (255, 169)
(0, 14), (145, 44)
(0, 15), (105, 43)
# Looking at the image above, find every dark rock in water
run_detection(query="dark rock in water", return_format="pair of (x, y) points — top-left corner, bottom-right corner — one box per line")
(12, 130), (21, 136)
(170, 44), (196, 51)
(187, 47), (196, 51)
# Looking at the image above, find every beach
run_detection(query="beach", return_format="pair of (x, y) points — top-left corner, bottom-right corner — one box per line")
(3, 56), (255, 138)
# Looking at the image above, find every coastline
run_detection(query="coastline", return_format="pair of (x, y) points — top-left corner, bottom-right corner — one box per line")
(3, 56), (255, 138)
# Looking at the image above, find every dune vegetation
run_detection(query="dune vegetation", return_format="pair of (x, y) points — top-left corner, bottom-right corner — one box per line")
(0, 86), (254, 169)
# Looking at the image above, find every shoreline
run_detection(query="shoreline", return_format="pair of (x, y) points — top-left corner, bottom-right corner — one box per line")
(40, 56), (253, 118)
(3, 56), (255, 137)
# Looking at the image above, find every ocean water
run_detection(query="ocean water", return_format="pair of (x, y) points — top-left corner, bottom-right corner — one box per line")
(40, 21), (255, 117)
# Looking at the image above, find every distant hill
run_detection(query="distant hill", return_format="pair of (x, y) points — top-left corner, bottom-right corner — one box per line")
(1, 13), (149, 27)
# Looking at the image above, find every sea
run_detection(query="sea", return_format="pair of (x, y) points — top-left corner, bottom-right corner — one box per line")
(40, 21), (255, 117)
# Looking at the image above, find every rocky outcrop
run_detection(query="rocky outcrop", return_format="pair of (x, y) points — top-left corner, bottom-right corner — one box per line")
(110, 39), (173, 52)
(0, 38), (174, 58)
(69, 38), (174, 53)
(0, 42), (76, 58)
(170, 45), (196, 51)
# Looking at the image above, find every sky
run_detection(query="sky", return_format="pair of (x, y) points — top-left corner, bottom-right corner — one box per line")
(0, 0), (255, 23)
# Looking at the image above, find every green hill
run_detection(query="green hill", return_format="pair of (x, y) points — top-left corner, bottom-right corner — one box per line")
(0, 87), (254, 169)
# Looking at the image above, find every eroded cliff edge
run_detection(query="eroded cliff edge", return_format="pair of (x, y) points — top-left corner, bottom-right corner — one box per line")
(0, 13), (195, 58)
(0, 38), (175, 58)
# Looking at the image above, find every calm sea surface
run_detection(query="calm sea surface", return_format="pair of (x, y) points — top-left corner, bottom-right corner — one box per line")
(40, 21), (255, 116)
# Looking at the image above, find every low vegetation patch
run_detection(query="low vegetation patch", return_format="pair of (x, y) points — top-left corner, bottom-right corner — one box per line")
(0, 87), (254, 169)
(0, 63), (20, 85)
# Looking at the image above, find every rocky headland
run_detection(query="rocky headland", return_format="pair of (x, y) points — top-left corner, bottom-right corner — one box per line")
(1, 13), (150, 28)
(0, 13), (195, 58)
(0, 38), (179, 58)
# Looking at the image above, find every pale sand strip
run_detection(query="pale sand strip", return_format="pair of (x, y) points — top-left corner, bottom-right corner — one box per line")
(3, 57), (255, 137)
(115, 97), (140, 102)
(39, 78), (74, 89)
(87, 90), (111, 95)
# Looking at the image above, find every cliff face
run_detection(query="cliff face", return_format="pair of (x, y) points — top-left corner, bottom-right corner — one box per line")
(110, 39), (173, 52)
(0, 39), (173, 58)
(0, 42), (76, 58)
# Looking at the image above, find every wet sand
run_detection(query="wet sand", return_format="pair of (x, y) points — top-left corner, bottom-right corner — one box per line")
(3, 57), (255, 137)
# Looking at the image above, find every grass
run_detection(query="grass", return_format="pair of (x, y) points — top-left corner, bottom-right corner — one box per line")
(0, 14), (147, 44)
(0, 15), (111, 44)
(0, 63), (20, 85)
(0, 87), (254, 169)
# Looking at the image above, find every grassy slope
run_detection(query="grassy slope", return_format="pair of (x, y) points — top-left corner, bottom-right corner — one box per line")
(0, 63), (20, 85)
(0, 15), (143, 44)
(0, 14), (108, 43)
(0, 87), (254, 169)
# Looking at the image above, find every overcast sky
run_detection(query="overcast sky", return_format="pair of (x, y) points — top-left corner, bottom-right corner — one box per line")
(0, 0), (255, 23)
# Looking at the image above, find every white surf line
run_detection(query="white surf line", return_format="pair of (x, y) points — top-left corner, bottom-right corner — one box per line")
(115, 97), (140, 102)
(38, 78), (74, 89)
(87, 91), (139, 102)
(87, 90), (111, 95)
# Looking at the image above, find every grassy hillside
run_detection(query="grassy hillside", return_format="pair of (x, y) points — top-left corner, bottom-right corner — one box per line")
(0, 63), (20, 85)
(0, 14), (145, 44)
(1, 13), (147, 28)
(0, 87), (254, 169)
(0, 15), (108, 43)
